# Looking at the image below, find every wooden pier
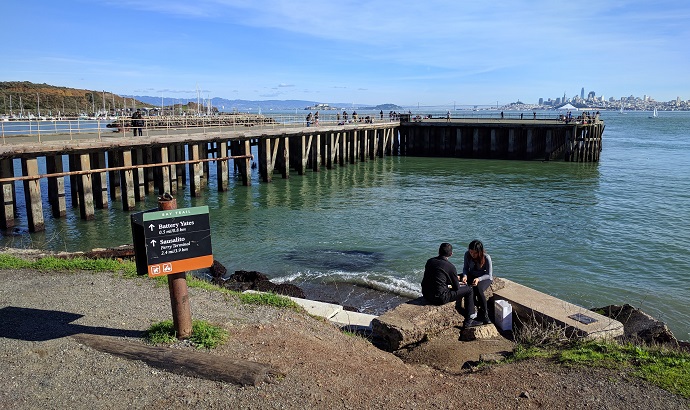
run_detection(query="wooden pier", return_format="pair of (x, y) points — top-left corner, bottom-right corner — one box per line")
(0, 116), (603, 233)
(399, 117), (604, 162)
(0, 122), (398, 232)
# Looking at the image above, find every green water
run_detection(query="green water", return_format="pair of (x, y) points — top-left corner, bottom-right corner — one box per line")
(3, 110), (689, 340)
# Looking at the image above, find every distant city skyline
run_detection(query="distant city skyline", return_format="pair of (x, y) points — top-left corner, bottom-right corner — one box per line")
(3, 1), (689, 106)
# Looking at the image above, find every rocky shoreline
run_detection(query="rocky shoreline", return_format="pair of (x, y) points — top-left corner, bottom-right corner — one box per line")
(7, 245), (688, 348)
(1, 266), (688, 409)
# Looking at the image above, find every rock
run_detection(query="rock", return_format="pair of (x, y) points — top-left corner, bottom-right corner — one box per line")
(460, 324), (500, 341)
(220, 270), (306, 299)
(372, 277), (507, 351)
(229, 270), (269, 283)
(255, 281), (306, 299)
(479, 353), (507, 363)
(209, 259), (227, 279)
(594, 304), (678, 346)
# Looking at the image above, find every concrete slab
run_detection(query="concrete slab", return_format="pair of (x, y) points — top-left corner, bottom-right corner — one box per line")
(494, 279), (624, 339)
(330, 310), (377, 329)
(287, 297), (343, 319)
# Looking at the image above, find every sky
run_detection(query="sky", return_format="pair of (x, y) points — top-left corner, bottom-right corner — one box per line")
(4, 0), (690, 108)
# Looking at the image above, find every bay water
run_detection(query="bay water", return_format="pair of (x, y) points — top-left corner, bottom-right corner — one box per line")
(2, 110), (689, 340)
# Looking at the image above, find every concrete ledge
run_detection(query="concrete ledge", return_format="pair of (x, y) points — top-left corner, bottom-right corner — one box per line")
(287, 297), (343, 319)
(330, 310), (378, 330)
(242, 290), (376, 330)
(494, 279), (624, 340)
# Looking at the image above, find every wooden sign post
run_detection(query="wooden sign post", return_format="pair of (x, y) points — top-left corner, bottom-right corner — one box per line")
(133, 197), (214, 339)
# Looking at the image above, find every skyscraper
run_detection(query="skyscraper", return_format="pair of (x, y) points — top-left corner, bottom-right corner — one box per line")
(581, 87), (585, 100)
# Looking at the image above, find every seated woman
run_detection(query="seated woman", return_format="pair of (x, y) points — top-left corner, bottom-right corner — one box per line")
(462, 240), (493, 324)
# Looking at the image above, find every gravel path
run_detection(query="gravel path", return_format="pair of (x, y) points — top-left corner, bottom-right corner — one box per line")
(1, 268), (688, 409)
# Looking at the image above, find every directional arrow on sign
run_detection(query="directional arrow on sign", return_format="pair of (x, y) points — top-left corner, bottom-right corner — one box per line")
(150, 239), (157, 247)
(148, 224), (155, 231)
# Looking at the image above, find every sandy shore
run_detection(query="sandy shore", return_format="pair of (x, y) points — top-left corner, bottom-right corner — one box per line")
(1, 268), (687, 409)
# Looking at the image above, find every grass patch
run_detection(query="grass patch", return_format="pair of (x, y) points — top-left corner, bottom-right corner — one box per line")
(508, 317), (690, 398)
(162, 275), (301, 311)
(509, 336), (690, 399)
(558, 340), (690, 398)
(144, 319), (228, 349)
(239, 291), (299, 309)
(0, 254), (137, 277)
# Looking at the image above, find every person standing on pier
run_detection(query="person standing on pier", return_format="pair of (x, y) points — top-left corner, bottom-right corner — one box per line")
(462, 240), (493, 324)
(422, 243), (482, 328)
(131, 109), (143, 136)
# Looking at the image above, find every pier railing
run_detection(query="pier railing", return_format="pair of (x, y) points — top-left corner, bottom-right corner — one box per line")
(0, 113), (397, 144)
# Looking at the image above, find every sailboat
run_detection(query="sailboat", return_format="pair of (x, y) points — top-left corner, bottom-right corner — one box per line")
(619, 106), (625, 114)
(649, 107), (658, 119)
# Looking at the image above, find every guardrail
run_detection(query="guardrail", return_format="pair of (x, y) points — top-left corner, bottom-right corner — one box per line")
(0, 113), (398, 143)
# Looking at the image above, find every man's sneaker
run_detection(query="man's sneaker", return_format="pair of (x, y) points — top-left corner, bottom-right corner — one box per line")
(463, 318), (483, 328)
(469, 312), (478, 320)
(481, 316), (491, 325)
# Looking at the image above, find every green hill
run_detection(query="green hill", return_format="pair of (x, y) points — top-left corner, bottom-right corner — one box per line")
(0, 81), (151, 116)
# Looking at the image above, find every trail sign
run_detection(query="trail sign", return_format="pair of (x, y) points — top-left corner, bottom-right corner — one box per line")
(140, 205), (213, 277)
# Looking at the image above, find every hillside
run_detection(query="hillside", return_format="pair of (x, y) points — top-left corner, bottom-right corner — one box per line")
(0, 81), (151, 116)
(1, 81), (397, 117)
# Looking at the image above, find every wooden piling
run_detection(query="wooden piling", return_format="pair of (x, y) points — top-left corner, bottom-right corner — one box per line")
(0, 159), (15, 229)
(91, 152), (108, 209)
(119, 150), (136, 211)
(217, 141), (229, 191)
(46, 155), (67, 218)
(21, 157), (44, 232)
(69, 154), (79, 209)
(76, 153), (95, 220)
(107, 150), (122, 201)
(188, 144), (202, 197)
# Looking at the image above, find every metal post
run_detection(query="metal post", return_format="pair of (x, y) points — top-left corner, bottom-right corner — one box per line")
(159, 196), (193, 339)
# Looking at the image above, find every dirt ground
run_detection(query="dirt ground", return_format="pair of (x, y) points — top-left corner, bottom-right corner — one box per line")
(1, 268), (688, 409)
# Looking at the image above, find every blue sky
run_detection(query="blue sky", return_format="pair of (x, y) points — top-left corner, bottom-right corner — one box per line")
(4, 0), (689, 107)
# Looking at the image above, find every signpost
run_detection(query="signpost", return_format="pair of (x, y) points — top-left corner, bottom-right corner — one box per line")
(131, 197), (213, 339)
(143, 205), (213, 277)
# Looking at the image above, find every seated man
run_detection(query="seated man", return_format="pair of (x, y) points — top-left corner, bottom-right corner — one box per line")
(421, 242), (482, 328)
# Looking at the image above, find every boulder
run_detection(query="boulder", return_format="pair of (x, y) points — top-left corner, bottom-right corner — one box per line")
(595, 304), (677, 346)
(460, 324), (500, 341)
(372, 278), (506, 351)
(229, 270), (269, 283)
(255, 280), (306, 299)
(372, 297), (465, 351)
